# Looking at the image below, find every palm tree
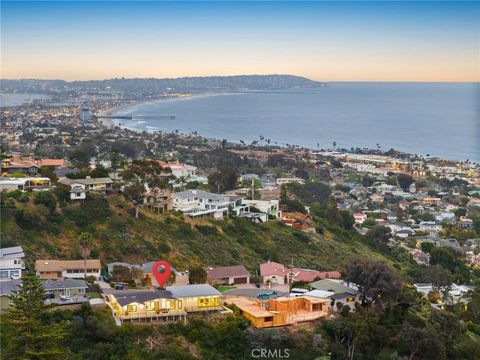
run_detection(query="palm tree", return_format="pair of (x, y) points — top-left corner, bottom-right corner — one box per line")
(78, 232), (94, 280)
(177, 176), (187, 190)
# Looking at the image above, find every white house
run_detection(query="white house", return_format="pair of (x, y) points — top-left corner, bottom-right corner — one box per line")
(173, 190), (230, 219)
(61, 176), (113, 194)
(242, 199), (280, 217)
(419, 221), (442, 233)
(156, 161), (198, 181)
(0, 246), (25, 281)
(276, 177), (305, 186)
(68, 183), (87, 201)
(35, 259), (101, 280)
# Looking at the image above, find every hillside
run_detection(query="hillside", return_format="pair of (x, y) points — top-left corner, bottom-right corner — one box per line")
(0, 192), (404, 274)
(0, 75), (323, 94)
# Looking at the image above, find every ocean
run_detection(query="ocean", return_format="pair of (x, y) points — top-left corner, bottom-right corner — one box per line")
(111, 82), (479, 162)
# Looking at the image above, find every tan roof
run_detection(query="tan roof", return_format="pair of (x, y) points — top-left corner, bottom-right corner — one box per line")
(35, 259), (101, 272)
(224, 297), (273, 318)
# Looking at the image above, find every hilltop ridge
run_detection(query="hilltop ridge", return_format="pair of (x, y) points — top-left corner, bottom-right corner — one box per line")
(0, 75), (323, 93)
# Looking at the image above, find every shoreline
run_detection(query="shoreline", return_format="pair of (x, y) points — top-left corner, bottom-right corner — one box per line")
(97, 97), (478, 165)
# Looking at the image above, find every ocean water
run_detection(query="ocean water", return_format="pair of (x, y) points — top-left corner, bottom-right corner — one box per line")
(112, 82), (480, 162)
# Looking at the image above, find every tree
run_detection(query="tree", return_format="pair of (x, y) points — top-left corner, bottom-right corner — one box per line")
(3, 276), (67, 359)
(208, 166), (239, 193)
(33, 191), (57, 213)
(395, 322), (446, 360)
(69, 149), (90, 170)
(420, 242), (434, 253)
(365, 225), (392, 251)
(345, 259), (402, 308)
(422, 265), (453, 291)
(78, 232), (94, 279)
(189, 266), (207, 284)
(39, 165), (58, 183)
(397, 173), (414, 192)
(111, 265), (143, 285)
(122, 159), (172, 189)
(431, 246), (471, 284)
(123, 182), (145, 219)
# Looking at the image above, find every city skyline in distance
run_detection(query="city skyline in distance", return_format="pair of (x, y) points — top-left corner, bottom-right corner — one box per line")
(1, 1), (479, 82)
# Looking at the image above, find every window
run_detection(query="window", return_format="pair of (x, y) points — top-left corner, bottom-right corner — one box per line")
(127, 305), (137, 312)
(177, 300), (183, 309)
(197, 297), (220, 307)
(0, 271), (9, 279)
(78, 288), (85, 294)
(13, 259), (21, 265)
(10, 270), (20, 277)
(264, 317), (274, 322)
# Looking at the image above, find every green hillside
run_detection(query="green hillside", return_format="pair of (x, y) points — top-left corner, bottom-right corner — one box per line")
(1, 191), (410, 274)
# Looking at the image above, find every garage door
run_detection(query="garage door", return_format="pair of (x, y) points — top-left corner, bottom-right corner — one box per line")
(233, 277), (248, 284)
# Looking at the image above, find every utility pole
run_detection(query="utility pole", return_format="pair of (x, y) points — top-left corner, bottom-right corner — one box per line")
(251, 178), (255, 200)
(288, 258), (295, 295)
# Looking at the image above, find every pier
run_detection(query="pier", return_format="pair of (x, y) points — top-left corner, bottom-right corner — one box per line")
(96, 115), (176, 120)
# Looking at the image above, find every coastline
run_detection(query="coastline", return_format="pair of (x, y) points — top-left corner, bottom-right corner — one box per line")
(96, 92), (478, 164)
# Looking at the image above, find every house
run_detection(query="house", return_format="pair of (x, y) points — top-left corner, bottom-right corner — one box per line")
(281, 211), (314, 232)
(369, 194), (384, 203)
(35, 158), (65, 168)
(35, 259), (101, 280)
(60, 176), (113, 194)
(142, 261), (189, 286)
(419, 221), (442, 233)
(242, 199), (280, 218)
(309, 279), (359, 311)
(142, 186), (173, 213)
(0, 279), (21, 310)
(1, 156), (38, 175)
(224, 296), (329, 328)
(43, 279), (89, 305)
(260, 261), (287, 285)
(106, 289), (187, 324)
(155, 161), (197, 180)
(207, 265), (250, 285)
(227, 195), (250, 216)
(422, 197), (442, 206)
(0, 177), (51, 192)
(291, 268), (341, 283)
(458, 218), (473, 229)
(0, 278), (89, 310)
(0, 246), (25, 281)
(414, 283), (472, 305)
(68, 183), (86, 202)
(353, 213), (367, 225)
(106, 284), (223, 325)
(173, 190), (230, 219)
(166, 284), (222, 313)
(276, 177), (305, 186)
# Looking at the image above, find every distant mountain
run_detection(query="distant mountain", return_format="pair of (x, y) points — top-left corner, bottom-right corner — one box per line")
(0, 75), (323, 94)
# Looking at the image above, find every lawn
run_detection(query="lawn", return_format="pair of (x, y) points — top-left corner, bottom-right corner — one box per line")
(218, 286), (237, 293)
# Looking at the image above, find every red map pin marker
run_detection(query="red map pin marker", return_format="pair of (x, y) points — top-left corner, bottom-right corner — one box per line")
(151, 260), (171, 288)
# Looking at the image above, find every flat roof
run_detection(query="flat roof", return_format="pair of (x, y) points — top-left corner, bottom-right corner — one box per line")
(166, 284), (221, 298)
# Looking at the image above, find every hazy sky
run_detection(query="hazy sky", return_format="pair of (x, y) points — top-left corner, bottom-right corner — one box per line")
(1, 1), (479, 82)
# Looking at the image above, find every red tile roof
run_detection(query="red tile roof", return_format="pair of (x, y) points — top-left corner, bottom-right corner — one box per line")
(260, 261), (286, 277)
(36, 159), (65, 167)
(291, 268), (341, 282)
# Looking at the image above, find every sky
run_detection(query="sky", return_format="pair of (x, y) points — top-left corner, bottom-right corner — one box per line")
(1, 1), (479, 82)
